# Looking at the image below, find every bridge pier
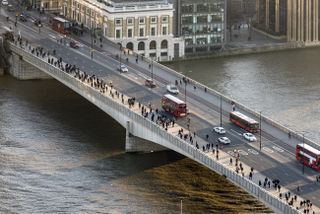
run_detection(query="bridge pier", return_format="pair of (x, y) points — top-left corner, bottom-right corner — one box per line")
(125, 121), (167, 153)
(9, 52), (51, 80)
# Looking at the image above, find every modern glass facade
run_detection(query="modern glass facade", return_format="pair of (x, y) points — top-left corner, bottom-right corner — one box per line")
(177, 0), (226, 55)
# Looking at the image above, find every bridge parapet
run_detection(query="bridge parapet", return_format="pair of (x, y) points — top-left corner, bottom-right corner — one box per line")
(9, 42), (303, 214)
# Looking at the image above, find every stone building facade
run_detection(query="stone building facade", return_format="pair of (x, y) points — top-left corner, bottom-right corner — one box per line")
(63, 0), (184, 61)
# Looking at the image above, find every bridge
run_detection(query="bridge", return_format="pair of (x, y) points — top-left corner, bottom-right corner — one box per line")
(2, 12), (320, 214)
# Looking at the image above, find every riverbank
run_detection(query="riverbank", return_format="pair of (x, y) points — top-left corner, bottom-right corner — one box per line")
(171, 42), (316, 62)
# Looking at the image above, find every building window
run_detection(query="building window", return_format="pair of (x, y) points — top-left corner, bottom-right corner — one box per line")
(161, 52), (168, 56)
(127, 28), (133, 38)
(139, 17), (145, 24)
(127, 18), (133, 25)
(139, 28), (144, 37)
(115, 19), (122, 25)
(161, 40), (168, 49)
(116, 29), (121, 39)
(149, 53), (156, 57)
(150, 16), (157, 24)
(138, 41), (145, 50)
(149, 41), (156, 50)
(162, 26), (167, 35)
(162, 16), (168, 23)
(151, 27), (156, 36)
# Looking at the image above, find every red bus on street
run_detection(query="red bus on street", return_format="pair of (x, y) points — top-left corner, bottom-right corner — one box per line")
(161, 94), (187, 117)
(296, 144), (320, 171)
(51, 17), (71, 34)
(230, 111), (259, 133)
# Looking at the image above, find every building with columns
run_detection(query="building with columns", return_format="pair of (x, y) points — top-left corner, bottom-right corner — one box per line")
(58, 0), (184, 61)
(256, 0), (319, 43)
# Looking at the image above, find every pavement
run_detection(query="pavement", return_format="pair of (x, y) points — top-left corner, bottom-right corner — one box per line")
(1, 6), (320, 213)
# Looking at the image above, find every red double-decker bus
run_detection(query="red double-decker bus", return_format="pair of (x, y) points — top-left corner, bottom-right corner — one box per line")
(230, 111), (259, 133)
(296, 144), (320, 171)
(51, 17), (71, 34)
(161, 94), (187, 117)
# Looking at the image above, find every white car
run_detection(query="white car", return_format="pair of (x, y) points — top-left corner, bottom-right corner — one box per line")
(166, 84), (179, 94)
(217, 137), (231, 145)
(118, 64), (128, 73)
(213, 126), (226, 134)
(2, 0), (8, 6)
(243, 133), (257, 142)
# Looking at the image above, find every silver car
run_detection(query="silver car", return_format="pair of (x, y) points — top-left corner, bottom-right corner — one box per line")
(217, 137), (231, 145)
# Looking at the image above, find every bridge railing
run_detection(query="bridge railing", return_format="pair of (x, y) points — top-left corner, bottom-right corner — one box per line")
(10, 43), (301, 214)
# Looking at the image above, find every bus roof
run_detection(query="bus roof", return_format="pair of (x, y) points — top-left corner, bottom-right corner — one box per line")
(297, 143), (320, 156)
(163, 94), (185, 105)
(53, 17), (69, 23)
(230, 111), (258, 124)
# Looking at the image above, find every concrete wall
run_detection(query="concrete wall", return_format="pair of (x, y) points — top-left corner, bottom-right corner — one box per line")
(9, 52), (51, 80)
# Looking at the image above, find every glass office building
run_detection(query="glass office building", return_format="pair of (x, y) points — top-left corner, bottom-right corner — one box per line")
(176, 0), (226, 55)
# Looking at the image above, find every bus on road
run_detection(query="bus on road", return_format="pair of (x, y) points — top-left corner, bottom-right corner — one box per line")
(230, 111), (259, 133)
(161, 94), (187, 117)
(51, 17), (71, 34)
(296, 144), (320, 171)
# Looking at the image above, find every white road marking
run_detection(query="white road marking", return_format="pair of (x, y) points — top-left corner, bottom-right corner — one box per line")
(248, 149), (259, 155)
(238, 150), (249, 156)
(227, 151), (235, 156)
(230, 129), (242, 136)
(272, 146), (284, 153)
(262, 147), (274, 153)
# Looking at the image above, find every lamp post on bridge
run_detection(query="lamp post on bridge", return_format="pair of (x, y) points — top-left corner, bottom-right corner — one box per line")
(220, 95), (222, 127)
(259, 111), (262, 151)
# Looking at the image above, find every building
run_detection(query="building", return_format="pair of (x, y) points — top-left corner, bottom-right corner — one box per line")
(256, 0), (319, 43)
(175, 0), (226, 55)
(59, 0), (184, 61)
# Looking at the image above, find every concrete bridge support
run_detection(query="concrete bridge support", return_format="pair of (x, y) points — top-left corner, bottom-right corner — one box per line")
(125, 121), (167, 153)
(9, 52), (51, 80)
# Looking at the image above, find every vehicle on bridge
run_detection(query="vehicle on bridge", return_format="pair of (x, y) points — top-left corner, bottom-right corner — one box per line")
(217, 136), (231, 145)
(230, 111), (259, 133)
(145, 78), (156, 88)
(51, 17), (71, 34)
(296, 143), (320, 171)
(161, 94), (187, 117)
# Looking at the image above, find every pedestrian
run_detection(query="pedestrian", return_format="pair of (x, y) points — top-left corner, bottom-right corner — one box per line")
(259, 180), (262, 187)
(206, 134), (209, 140)
(229, 158), (232, 165)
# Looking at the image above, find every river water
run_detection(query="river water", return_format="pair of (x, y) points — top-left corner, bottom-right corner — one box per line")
(1, 47), (319, 213)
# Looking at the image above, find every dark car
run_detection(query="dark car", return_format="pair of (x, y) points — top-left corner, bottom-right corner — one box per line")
(145, 78), (156, 88)
(70, 41), (79, 49)
(32, 18), (42, 27)
(19, 15), (27, 22)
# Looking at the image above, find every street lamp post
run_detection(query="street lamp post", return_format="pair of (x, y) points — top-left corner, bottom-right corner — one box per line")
(302, 134), (305, 175)
(151, 60), (154, 81)
(184, 77), (187, 103)
(220, 95), (222, 127)
(259, 111), (262, 151)
(119, 43), (122, 68)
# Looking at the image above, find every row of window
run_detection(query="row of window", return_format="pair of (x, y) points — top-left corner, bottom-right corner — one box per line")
(115, 16), (169, 26)
(125, 40), (168, 51)
(115, 26), (168, 38)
